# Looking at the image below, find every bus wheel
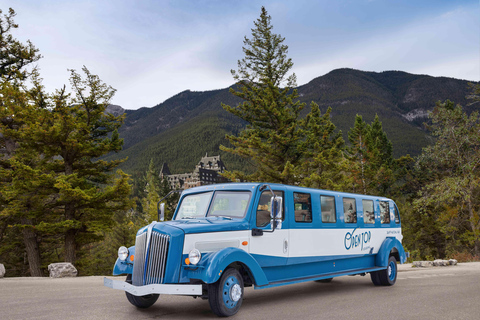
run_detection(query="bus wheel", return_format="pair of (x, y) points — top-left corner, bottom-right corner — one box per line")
(125, 274), (159, 308)
(371, 256), (397, 286)
(208, 268), (244, 317)
(370, 270), (381, 285)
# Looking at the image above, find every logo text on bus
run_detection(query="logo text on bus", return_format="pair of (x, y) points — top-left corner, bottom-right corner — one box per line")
(344, 229), (371, 251)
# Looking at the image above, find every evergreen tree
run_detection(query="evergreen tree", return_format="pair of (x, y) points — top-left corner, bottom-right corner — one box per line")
(159, 175), (179, 221)
(297, 105), (348, 190)
(77, 209), (137, 276)
(347, 115), (369, 194)
(466, 83), (480, 104)
(33, 66), (133, 265)
(221, 7), (345, 186)
(367, 115), (393, 169)
(140, 159), (161, 223)
(413, 100), (480, 256)
(2, 66), (133, 272)
(0, 8), (41, 81)
(221, 7), (302, 184)
(347, 114), (395, 196)
(365, 115), (394, 195)
(0, 8), (44, 276)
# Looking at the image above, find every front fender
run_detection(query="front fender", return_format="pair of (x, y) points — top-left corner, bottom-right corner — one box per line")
(113, 245), (135, 275)
(376, 237), (407, 267)
(186, 247), (268, 286)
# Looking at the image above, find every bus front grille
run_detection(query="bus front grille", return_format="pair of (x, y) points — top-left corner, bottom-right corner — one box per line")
(132, 231), (170, 286)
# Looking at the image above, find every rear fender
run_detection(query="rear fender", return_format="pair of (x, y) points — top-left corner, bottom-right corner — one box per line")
(376, 237), (407, 267)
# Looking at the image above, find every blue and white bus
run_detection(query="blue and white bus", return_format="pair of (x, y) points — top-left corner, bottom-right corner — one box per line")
(104, 183), (407, 317)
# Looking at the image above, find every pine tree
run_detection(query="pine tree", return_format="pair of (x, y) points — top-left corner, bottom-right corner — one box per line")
(77, 209), (137, 276)
(159, 175), (179, 221)
(40, 67), (133, 265)
(0, 8), (41, 81)
(0, 8), (44, 276)
(221, 7), (345, 186)
(221, 7), (303, 184)
(1, 8), (133, 273)
(414, 100), (480, 256)
(367, 115), (393, 169)
(347, 115), (369, 194)
(297, 104), (347, 190)
(140, 159), (161, 223)
(347, 114), (395, 196)
(135, 160), (179, 223)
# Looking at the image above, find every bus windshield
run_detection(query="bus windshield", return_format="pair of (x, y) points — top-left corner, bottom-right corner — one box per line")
(175, 192), (213, 220)
(175, 191), (251, 220)
(207, 191), (251, 218)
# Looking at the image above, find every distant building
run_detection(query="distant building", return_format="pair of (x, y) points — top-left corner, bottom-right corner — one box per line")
(160, 154), (229, 190)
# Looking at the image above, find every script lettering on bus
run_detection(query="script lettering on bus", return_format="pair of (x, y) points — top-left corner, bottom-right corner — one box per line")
(344, 229), (371, 251)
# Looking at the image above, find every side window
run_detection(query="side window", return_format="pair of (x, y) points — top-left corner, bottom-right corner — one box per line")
(362, 200), (375, 224)
(380, 201), (390, 224)
(294, 192), (312, 222)
(321, 195), (336, 223)
(256, 191), (284, 227)
(343, 198), (357, 223)
(394, 204), (400, 224)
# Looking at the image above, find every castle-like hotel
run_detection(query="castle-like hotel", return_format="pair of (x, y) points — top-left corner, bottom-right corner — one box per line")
(160, 154), (229, 190)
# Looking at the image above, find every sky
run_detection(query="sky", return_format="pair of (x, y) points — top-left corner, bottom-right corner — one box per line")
(3, 0), (479, 110)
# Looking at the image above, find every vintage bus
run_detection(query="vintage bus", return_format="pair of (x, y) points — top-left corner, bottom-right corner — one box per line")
(104, 183), (407, 317)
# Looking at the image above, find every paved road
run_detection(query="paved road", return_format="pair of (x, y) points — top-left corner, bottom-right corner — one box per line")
(1, 262), (479, 320)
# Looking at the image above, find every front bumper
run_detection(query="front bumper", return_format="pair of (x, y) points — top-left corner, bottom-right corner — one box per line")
(103, 277), (202, 296)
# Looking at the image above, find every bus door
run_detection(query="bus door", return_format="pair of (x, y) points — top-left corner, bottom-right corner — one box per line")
(288, 191), (319, 261)
(249, 188), (289, 267)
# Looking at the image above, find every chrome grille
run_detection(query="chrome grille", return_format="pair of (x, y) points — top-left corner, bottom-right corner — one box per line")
(132, 230), (170, 286)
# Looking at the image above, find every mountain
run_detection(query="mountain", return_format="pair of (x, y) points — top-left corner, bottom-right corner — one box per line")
(105, 104), (125, 117)
(107, 68), (476, 175)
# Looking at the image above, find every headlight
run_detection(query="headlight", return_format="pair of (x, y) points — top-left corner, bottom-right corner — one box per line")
(118, 246), (129, 261)
(188, 249), (201, 265)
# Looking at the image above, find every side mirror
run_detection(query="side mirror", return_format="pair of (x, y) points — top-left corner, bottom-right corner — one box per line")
(158, 203), (165, 222)
(270, 196), (283, 231)
(156, 189), (182, 222)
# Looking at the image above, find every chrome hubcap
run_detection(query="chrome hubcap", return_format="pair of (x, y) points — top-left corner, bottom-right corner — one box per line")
(230, 284), (242, 302)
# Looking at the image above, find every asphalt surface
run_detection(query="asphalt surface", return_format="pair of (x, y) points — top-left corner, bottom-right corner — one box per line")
(1, 262), (479, 320)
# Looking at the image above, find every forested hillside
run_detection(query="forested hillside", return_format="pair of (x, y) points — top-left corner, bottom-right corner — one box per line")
(110, 68), (474, 176)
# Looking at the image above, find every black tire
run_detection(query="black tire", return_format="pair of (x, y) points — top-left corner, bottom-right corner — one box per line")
(125, 274), (159, 309)
(370, 270), (382, 286)
(371, 256), (397, 286)
(315, 278), (333, 283)
(208, 268), (244, 317)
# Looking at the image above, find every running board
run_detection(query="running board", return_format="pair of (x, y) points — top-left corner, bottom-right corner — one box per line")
(255, 266), (386, 290)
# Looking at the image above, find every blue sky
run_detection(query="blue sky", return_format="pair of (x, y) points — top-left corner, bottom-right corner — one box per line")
(4, 0), (479, 110)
